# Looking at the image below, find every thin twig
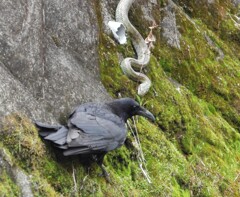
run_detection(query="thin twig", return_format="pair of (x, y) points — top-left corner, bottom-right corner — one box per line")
(80, 175), (88, 190)
(72, 164), (78, 193)
(199, 159), (206, 167)
(139, 163), (152, 183)
(132, 117), (145, 162)
(127, 118), (152, 183)
(234, 173), (240, 182)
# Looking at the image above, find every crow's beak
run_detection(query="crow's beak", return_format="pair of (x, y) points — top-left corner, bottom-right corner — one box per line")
(136, 107), (155, 122)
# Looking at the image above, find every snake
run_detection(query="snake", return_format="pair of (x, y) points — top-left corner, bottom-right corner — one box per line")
(115, 0), (151, 96)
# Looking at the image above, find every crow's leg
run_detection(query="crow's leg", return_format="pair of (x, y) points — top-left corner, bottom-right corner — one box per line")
(93, 153), (111, 182)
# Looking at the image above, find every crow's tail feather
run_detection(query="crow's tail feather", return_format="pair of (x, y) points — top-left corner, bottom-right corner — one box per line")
(35, 121), (62, 136)
(35, 121), (68, 146)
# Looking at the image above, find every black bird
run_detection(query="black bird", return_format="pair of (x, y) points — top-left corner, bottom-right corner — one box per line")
(35, 98), (155, 180)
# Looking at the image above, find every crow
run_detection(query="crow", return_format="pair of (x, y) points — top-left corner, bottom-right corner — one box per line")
(35, 98), (155, 181)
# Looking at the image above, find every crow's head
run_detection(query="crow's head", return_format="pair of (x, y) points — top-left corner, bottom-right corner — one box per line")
(107, 98), (155, 122)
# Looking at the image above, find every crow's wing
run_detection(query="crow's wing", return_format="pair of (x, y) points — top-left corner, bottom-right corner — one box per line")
(63, 111), (126, 156)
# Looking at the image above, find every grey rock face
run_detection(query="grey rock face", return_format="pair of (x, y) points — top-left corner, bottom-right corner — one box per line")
(0, 62), (53, 122)
(0, 0), (109, 121)
(12, 168), (33, 197)
(140, 0), (158, 23)
(100, 1), (118, 34)
(0, 0), (46, 99)
(0, 148), (33, 197)
(204, 33), (225, 61)
(232, 0), (240, 6)
(161, 0), (181, 49)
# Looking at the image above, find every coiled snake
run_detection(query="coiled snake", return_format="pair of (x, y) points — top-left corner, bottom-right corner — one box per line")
(115, 0), (151, 96)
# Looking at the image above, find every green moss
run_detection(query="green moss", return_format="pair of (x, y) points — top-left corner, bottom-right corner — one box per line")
(0, 114), (74, 196)
(51, 35), (61, 47)
(0, 1), (240, 196)
(31, 172), (61, 197)
(0, 169), (20, 197)
(97, 1), (240, 195)
(42, 159), (73, 194)
(99, 34), (137, 97)
(0, 114), (46, 171)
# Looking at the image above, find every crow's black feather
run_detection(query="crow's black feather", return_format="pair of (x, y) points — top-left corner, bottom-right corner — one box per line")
(35, 98), (155, 180)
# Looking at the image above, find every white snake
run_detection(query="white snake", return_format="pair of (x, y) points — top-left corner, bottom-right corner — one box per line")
(115, 0), (151, 96)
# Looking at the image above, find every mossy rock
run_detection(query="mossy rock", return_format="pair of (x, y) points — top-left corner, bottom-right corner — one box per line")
(0, 114), (46, 171)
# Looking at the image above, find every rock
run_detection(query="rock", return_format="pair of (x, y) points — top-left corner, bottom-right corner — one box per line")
(0, 0), (109, 122)
(0, 62), (53, 122)
(141, 1), (156, 23)
(232, 0), (240, 6)
(12, 169), (33, 197)
(0, 148), (33, 197)
(204, 33), (225, 61)
(161, 0), (181, 49)
(100, 1), (118, 34)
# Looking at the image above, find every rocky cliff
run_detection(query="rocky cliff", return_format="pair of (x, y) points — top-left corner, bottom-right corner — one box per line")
(0, 0), (240, 196)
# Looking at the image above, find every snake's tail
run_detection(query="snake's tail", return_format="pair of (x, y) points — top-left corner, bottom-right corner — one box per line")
(120, 59), (151, 96)
(138, 78), (151, 96)
(115, 0), (152, 96)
